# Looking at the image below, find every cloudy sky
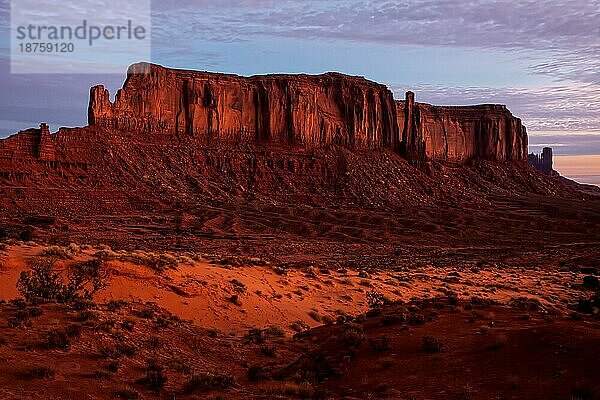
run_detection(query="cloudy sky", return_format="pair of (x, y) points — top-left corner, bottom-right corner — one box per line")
(0, 0), (599, 157)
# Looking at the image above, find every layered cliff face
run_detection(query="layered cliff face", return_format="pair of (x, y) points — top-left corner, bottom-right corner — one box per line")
(397, 93), (528, 163)
(89, 63), (400, 150)
(88, 63), (527, 164)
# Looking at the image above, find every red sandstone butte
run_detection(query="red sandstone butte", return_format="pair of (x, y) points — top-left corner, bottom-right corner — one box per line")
(88, 63), (400, 151)
(397, 92), (528, 163)
(88, 62), (527, 163)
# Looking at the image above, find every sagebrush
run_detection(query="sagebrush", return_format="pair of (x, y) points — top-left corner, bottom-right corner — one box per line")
(17, 258), (109, 303)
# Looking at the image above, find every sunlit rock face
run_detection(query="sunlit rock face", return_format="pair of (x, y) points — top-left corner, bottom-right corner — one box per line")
(397, 93), (528, 164)
(88, 62), (400, 151)
(89, 63), (527, 164)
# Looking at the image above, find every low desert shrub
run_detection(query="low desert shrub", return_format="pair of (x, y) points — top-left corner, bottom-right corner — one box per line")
(96, 319), (116, 333)
(366, 290), (385, 308)
(107, 299), (127, 311)
(359, 279), (372, 287)
(25, 366), (55, 379)
(229, 294), (242, 306)
(264, 325), (285, 338)
(247, 365), (271, 382)
(155, 316), (170, 328)
(245, 328), (266, 344)
(290, 320), (309, 332)
(268, 381), (315, 398)
(137, 308), (154, 319)
(382, 312), (406, 326)
(166, 357), (190, 373)
(72, 299), (96, 310)
(40, 246), (72, 259)
(340, 323), (365, 347)
(408, 313), (426, 325)
(369, 335), (390, 352)
(14, 309), (30, 322)
(308, 310), (321, 322)
(10, 298), (27, 308)
(65, 323), (82, 337)
(116, 343), (137, 357)
(230, 279), (247, 292)
(17, 258), (108, 303)
(8, 316), (26, 328)
(46, 329), (70, 350)
(422, 336), (443, 353)
(114, 387), (139, 399)
(305, 266), (318, 278)
(260, 344), (277, 357)
(94, 370), (111, 380)
(147, 336), (161, 349)
(121, 319), (135, 331)
(19, 227), (33, 242)
(99, 343), (137, 359)
(183, 372), (235, 393)
(17, 259), (63, 302)
(509, 297), (541, 311)
(67, 243), (81, 254)
(94, 249), (118, 260)
(106, 362), (120, 372)
(121, 251), (178, 273)
(27, 307), (43, 317)
(142, 359), (167, 393)
(77, 310), (97, 322)
(206, 328), (220, 338)
(582, 275), (599, 289)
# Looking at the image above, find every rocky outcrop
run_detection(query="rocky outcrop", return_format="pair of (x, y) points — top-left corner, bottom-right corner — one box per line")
(529, 147), (554, 174)
(0, 123), (55, 162)
(37, 123), (56, 161)
(89, 62), (400, 150)
(397, 93), (528, 163)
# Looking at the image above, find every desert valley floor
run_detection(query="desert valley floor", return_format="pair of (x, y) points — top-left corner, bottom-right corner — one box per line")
(1, 142), (600, 400)
(1, 184), (599, 400)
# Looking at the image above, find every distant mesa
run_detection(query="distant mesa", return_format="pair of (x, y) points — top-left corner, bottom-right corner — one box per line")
(2, 63), (531, 170)
(1, 62), (528, 167)
(87, 62), (528, 165)
(528, 147), (556, 175)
